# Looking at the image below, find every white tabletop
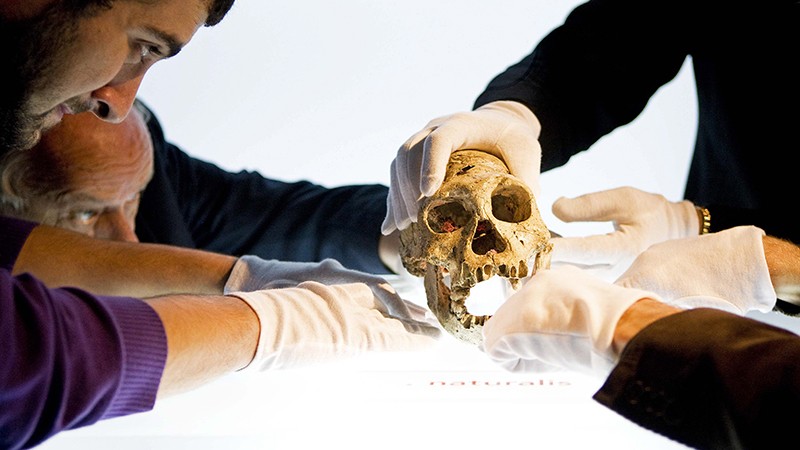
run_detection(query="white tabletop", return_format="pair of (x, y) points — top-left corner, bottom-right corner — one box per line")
(37, 275), (731, 450)
(38, 345), (687, 450)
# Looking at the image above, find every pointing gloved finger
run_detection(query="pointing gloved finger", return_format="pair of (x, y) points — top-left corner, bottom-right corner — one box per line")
(553, 193), (629, 223)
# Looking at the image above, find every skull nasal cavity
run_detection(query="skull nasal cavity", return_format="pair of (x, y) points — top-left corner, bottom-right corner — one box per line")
(472, 220), (506, 255)
(428, 201), (469, 233)
(492, 185), (532, 223)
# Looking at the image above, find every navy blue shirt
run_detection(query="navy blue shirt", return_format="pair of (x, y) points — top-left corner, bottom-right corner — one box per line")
(135, 104), (391, 274)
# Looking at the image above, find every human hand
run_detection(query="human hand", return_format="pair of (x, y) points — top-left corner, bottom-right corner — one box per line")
(615, 226), (777, 315)
(225, 256), (434, 332)
(231, 281), (440, 371)
(482, 265), (659, 377)
(382, 100), (542, 234)
(549, 187), (700, 278)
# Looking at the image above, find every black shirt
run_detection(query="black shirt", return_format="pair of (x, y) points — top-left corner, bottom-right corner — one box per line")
(475, 0), (799, 243)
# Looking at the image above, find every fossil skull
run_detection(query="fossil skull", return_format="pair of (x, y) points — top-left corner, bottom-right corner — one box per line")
(400, 150), (552, 345)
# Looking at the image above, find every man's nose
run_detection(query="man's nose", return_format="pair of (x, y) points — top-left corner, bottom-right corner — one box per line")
(89, 74), (144, 124)
(96, 211), (139, 243)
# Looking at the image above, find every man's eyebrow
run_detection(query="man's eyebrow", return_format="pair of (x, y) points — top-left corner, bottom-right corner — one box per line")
(142, 26), (184, 58)
(57, 190), (106, 205)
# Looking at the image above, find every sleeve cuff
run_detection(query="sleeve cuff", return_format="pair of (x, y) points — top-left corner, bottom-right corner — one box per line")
(99, 296), (168, 419)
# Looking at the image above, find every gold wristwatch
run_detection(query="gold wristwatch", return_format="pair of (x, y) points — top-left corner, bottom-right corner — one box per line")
(695, 206), (711, 235)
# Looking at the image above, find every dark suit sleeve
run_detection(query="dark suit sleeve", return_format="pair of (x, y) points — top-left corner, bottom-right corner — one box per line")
(594, 308), (800, 449)
(474, 0), (692, 171)
(135, 105), (389, 274)
(707, 204), (800, 246)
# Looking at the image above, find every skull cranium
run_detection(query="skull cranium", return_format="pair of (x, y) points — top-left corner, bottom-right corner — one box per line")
(400, 150), (552, 345)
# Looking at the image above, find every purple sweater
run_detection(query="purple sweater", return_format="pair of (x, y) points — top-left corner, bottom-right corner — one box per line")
(0, 216), (167, 449)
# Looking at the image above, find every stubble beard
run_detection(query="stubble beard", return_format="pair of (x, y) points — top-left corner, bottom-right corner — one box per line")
(0, 4), (81, 154)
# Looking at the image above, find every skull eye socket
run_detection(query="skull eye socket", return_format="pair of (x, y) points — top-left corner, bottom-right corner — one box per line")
(427, 201), (469, 233)
(492, 185), (532, 223)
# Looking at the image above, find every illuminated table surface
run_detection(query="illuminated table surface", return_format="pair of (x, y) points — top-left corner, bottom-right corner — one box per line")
(41, 274), (796, 450)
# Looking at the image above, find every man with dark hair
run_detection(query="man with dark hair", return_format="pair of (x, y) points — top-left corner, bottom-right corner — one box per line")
(0, 0), (234, 153)
(0, 2), (437, 448)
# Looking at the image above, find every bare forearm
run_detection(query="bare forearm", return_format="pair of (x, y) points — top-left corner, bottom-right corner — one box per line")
(612, 235), (800, 352)
(612, 299), (681, 354)
(763, 235), (800, 304)
(13, 224), (237, 297)
(146, 294), (259, 398)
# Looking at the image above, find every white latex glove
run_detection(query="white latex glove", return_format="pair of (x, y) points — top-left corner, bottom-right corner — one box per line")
(225, 256), (436, 333)
(482, 265), (660, 377)
(550, 187), (700, 278)
(615, 226), (777, 315)
(382, 100), (542, 234)
(231, 281), (439, 371)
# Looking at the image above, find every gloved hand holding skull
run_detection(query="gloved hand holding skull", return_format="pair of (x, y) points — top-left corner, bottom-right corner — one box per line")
(383, 100), (543, 235)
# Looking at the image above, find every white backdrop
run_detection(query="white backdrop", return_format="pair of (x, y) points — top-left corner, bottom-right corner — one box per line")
(40, 1), (709, 449)
(135, 0), (698, 238)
